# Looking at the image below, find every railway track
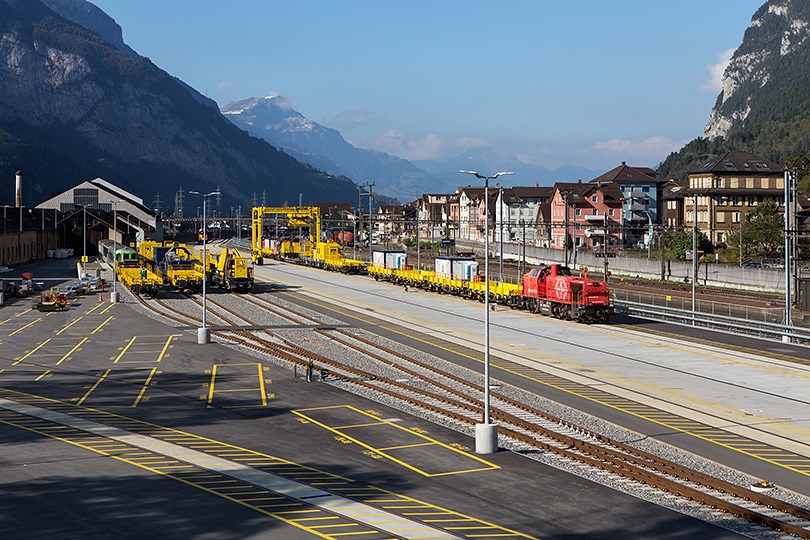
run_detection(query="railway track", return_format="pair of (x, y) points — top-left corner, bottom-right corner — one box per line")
(127, 287), (810, 539)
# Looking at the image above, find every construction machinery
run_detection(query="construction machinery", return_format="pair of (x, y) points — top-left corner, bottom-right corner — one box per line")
(209, 248), (254, 292)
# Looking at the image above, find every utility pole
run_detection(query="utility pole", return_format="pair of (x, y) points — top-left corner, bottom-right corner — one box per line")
(175, 187), (185, 218)
(361, 182), (375, 261)
(563, 191), (570, 266)
(153, 192), (162, 215)
(692, 194), (698, 326)
(784, 170), (794, 340)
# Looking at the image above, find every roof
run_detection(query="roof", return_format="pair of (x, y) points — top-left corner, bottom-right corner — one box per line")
(688, 151), (783, 175)
(510, 186), (554, 200)
(591, 162), (658, 184)
(553, 181), (623, 203)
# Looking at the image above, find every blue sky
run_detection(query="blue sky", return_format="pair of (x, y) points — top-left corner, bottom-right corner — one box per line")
(91, 0), (766, 171)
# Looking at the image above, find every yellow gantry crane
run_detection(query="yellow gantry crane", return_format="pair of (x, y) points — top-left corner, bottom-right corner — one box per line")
(251, 206), (365, 273)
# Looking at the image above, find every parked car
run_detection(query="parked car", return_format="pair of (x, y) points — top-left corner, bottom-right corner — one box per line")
(741, 262), (766, 268)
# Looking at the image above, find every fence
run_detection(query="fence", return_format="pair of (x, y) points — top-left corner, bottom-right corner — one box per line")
(454, 239), (787, 292)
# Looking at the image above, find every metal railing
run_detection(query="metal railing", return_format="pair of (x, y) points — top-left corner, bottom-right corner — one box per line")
(614, 294), (810, 343)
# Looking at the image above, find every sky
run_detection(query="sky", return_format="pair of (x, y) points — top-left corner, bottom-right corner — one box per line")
(91, 0), (767, 172)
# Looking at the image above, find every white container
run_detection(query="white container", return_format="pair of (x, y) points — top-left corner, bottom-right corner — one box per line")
(373, 250), (406, 269)
(435, 256), (478, 281)
(47, 250), (55, 258)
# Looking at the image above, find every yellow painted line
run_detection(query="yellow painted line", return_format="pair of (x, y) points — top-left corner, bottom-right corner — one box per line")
(207, 364), (218, 405)
(279, 287), (810, 475)
(53, 338), (88, 366)
(55, 317), (82, 335)
(76, 370), (109, 405)
(84, 303), (106, 314)
(378, 442), (436, 451)
(133, 368), (158, 407)
(113, 337), (138, 363)
(334, 422), (388, 429)
(14, 339), (52, 363)
(156, 336), (174, 363)
(293, 405), (498, 477)
(10, 318), (42, 336)
(257, 363), (268, 407)
(34, 371), (52, 381)
(91, 315), (115, 334)
(0, 388), (535, 540)
(100, 302), (117, 314)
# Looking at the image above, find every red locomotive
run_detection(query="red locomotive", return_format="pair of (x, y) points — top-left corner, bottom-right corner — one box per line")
(522, 264), (613, 323)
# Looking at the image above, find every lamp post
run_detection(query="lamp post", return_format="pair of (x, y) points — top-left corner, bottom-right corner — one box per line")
(460, 169), (513, 455)
(189, 189), (220, 344)
(110, 200), (121, 303)
(498, 184), (504, 282)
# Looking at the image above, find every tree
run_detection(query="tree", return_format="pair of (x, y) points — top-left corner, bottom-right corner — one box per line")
(742, 201), (783, 256)
(664, 229), (712, 261)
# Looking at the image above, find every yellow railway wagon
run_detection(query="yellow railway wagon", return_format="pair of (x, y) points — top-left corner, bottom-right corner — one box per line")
(368, 263), (523, 305)
(118, 266), (163, 297)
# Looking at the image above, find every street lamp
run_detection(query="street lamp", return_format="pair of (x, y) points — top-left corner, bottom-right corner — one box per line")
(459, 169), (513, 455)
(189, 189), (220, 344)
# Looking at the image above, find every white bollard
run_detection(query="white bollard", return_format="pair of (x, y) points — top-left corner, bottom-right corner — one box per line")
(197, 327), (210, 344)
(475, 423), (498, 454)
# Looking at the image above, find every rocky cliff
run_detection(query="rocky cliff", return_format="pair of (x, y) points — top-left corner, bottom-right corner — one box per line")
(0, 0), (357, 209)
(704, 0), (810, 139)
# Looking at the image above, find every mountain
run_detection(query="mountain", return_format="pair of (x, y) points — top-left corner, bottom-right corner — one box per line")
(223, 96), (602, 201)
(412, 148), (603, 189)
(658, 0), (810, 185)
(0, 0), (357, 210)
(222, 95), (440, 202)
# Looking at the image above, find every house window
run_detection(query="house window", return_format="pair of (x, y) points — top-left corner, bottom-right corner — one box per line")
(746, 178), (754, 188)
(716, 213), (725, 223)
(732, 196), (741, 206)
(718, 196), (728, 206)
(591, 195), (598, 203)
(592, 209), (598, 215)
(717, 232), (724, 242)
(748, 196), (758, 206)
(732, 212), (740, 223)
(609, 209), (615, 217)
(575, 208), (581, 216)
(642, 186), (650, 193)
(686, 211), (693, 222)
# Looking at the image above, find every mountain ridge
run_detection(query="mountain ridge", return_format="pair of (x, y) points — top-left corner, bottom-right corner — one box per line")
(0, 0), (358, 209)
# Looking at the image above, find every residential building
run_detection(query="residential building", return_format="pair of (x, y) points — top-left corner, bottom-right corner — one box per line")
(591, 162), (660, 247)
(549, 182), (623, 250)
(678, 151), (784, 245)
(417, 194), (453, 239)
(494, 186), (553, 245)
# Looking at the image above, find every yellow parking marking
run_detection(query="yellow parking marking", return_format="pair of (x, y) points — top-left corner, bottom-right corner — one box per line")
(91, 315), (114, 334)
(75, 367), (159, 407)
(206, 363), (269, 408)
(0, 390), (538, 540)
(8, 318), (42, 336)
(113, 336), (175, 364)
(294, 405), (498, 477)
(55, 317), (82, 335)
(112, 337), (138, 362)
(14, 337), (88, 366)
